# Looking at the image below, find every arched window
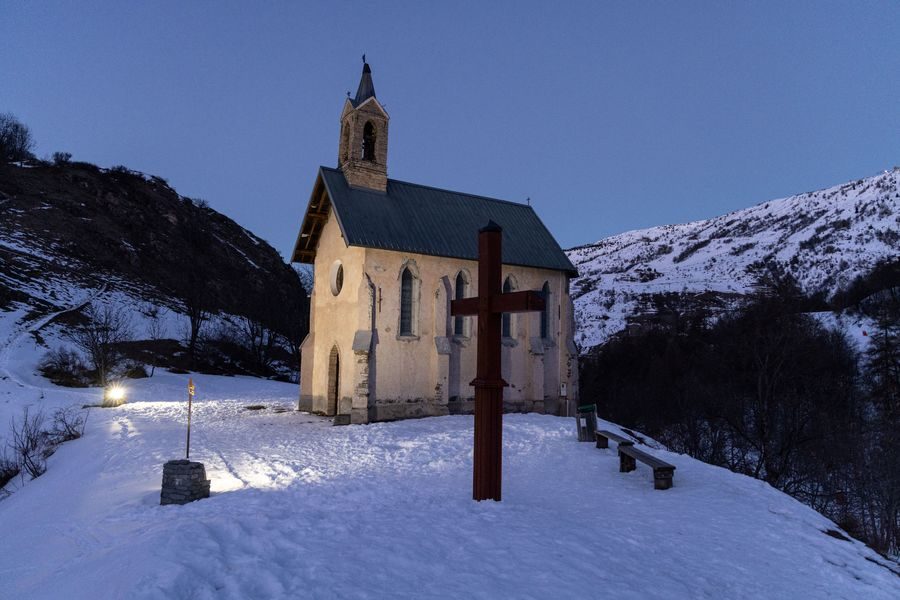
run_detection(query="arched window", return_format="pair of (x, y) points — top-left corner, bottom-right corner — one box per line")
(400, 267), (414, 335)
(501, 277), (513, 337)
(362, 121), (376, 161)
(540, 282), (551, 339)
(454, 272), (468, 336)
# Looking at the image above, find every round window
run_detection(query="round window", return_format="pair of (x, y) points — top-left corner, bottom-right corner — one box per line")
(330, 261), (344, 296)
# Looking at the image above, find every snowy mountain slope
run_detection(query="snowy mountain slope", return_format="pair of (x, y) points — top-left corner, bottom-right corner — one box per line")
(0, 159), (306, 341)
(568, 168), (900, 350)
(0, 159), (308, 381)
(0, 367), (898, 598)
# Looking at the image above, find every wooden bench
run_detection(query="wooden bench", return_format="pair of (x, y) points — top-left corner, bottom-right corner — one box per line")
(618, 444), (676, 490)
(595, 429), (631, 449)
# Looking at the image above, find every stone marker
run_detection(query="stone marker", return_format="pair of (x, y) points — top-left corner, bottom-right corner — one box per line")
(160, 459), (210, 505)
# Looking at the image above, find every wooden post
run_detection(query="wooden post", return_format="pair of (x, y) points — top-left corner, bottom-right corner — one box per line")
(451, 221), (545, 501)
(186, 378), (195, 459)
(473, 222), (504, 501)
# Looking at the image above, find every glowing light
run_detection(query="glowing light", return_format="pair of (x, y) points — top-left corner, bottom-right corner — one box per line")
(103, 384), (127, 406)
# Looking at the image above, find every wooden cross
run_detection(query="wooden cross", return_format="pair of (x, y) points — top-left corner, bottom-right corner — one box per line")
(451, 221), (545, 501)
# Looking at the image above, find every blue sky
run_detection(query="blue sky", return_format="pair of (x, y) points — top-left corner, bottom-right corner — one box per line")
(2, 2), (898, 257)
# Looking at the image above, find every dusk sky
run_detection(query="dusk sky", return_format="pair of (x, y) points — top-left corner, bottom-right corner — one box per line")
(3, 2), (898, 258)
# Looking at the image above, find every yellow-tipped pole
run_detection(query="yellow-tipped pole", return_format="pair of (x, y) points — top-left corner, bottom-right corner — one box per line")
(186, 378), (195, 459)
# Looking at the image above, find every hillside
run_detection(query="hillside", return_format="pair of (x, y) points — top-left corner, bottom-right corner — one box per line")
(0, 159), (304, 318)
(568, 167), (900, 350)
(0, 159), (308, 378)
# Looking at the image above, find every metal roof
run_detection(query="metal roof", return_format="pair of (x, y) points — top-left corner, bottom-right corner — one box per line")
(351, 62), (376, 107)
(312, 167), (577, 275)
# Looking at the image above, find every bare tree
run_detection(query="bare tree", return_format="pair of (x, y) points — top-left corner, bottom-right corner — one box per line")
(240, 315), (279, 373)
(146, 304), (168, 341)
(183, 288), (210, 364)
(64, 303), (133, 385)
(143, 303), (168, 376)
(173, 202), (214, 366)
(0, 113), (35, 161)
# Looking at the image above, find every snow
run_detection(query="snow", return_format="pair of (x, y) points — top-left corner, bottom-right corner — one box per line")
(1, 323), (899, 598)
(568, 168), (900, 349)
(0, 236), (56, 262)
(213, 233), (261, 270)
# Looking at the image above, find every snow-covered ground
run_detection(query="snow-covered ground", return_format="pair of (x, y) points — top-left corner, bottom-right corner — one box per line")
(1, 356), (899, 597)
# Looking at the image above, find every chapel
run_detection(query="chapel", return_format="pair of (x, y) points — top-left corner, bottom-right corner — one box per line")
(291, 61), (579, 424)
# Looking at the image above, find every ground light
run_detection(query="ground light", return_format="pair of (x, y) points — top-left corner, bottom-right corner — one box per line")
(102, 383), (127, 408)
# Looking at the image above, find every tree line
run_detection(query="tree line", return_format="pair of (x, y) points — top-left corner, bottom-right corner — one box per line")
(581, 268), (900, 556)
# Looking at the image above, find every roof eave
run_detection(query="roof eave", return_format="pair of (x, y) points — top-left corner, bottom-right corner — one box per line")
(290, 169), (351, 264)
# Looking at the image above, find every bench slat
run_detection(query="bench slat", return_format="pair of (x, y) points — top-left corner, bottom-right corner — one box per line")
(618, 445), (675, 471)
(597, 429), (630, 444)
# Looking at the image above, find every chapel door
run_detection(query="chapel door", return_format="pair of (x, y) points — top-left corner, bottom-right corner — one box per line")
(328, 346), (340, 416)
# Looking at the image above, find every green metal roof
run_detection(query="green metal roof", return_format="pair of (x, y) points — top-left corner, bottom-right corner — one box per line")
(318, 167), (577, 276)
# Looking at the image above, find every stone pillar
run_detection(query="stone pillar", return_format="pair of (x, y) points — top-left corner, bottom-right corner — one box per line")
(529, 336), (546, 414)
(160, 460), (210, 505)
(431, 277), (452, 415)
(434, 337), (451, 413)
(350, 330), (373, 424)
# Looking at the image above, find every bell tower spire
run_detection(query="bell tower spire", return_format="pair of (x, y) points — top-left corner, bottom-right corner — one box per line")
(338, 59), (389, 192)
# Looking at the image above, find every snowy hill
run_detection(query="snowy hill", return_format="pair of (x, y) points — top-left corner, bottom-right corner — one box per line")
(0, 159), (305, 319)
(568, 168), (900, 350)
(0, 351), (898, 598)
(0, 159), (308, 378)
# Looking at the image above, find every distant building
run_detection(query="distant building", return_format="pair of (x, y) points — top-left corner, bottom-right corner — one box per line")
(291, 62), (579, 423)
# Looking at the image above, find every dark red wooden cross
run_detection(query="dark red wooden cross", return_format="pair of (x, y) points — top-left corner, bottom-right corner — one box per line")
(450, 221), (545, 501)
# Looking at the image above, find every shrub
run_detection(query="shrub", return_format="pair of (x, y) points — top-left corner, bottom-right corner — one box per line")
(50, 407), (86, 443)
(52, 151), (72, 165)
(8, 408), (52, 479)
(0, 453), (19, 489)
(124, 363), (149, 379)
(673, 239), (712, 264)
(39, 347), (90, 387)
(2, 406), (89, 490)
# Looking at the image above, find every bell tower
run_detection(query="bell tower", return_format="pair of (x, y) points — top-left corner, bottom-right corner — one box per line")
(338, 60), (389, 192)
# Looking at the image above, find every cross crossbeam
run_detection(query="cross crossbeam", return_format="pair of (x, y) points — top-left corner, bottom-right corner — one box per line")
(451, 290), (545, 317)
(450, 221), (545, 501)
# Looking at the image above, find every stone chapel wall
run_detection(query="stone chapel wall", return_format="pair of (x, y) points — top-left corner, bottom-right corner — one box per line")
(361, 247), (577, 421)
(302, 207), (366, 416)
